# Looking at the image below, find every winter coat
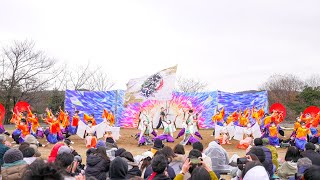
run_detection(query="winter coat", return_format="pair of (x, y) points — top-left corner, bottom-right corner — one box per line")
(85, 154), (110, 180)
(265, 144), (279, 169)
(1, 160), (28, 180)
(169, 154), (186, 175)
(109, 157), (128, 180)
(301, 150), (320, 166)
(0, 144), (10, 166)
(47, 143), (64, 163)
(121, 158), (142, 178)
(144, 165), (176, 179)
(278, 161), (297, 180)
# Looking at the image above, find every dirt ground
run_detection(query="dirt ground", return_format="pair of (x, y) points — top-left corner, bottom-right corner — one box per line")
(4, 126), (289, 162)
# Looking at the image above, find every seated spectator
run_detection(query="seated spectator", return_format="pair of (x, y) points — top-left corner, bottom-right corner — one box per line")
(21, 147), (37, 165)
(148, 154), (171, 180)
(109, 156), (128, 180)
(120, 151), (142, 178)
(174, 156), (218, 180)
(64, 138), (79, 156)
(85, 146), (111, 180)
(301, 142), (320, 166)
(204, 140), (237, 176)
(247, 146), (273, 177)
(193, 142), (212, 170)
(0, 135), (10, 166)
(115, 148), (127, 157)
(138, 151), (153, 178)
(24, 134), (42, 157)
(293, 157), (313, 180)
(105, 137), (118, 160)
(23, 159), (63, 180)
(253, 138), (272, 163)
(303, 165), (320, 180)
(54, 152), (76, 179)
(48, 143), (64, 163)
(144, 150), (176, 179)
(278, 146), (300, 179)
(241, 161), (269, 180)
(1, 149), (28, 180)
(262, 138), (279, 170)
(150, 138), (164, 155)
(170, 144), (186, 175)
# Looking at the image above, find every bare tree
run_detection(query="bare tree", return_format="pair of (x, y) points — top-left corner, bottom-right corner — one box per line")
(0, 40), (57, 122)
(55, 62), (114, 91)
(176, 76), (208, 93)
(305, 74), (320, 88)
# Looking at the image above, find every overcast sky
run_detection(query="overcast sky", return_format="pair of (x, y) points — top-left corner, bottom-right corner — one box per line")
(0, 0), (319, 92)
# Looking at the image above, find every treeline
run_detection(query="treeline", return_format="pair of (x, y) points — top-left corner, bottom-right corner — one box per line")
(260, 74), (320, 122)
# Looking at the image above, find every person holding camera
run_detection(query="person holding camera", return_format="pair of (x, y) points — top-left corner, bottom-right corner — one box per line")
(174, 150), (218, 180)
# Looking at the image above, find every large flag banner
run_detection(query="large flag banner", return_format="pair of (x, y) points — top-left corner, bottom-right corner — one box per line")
(124, 65), (177, 106)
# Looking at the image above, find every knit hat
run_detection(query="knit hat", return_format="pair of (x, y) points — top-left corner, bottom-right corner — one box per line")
(3, 149), (24, 163)
(24, 135), (37, 144)
(305, 142), (316, 151)
(58, 146), (72, 155)
(262, 138), (269, 145)
(153, 138), (164, 149)
(96, 140), (106, 148)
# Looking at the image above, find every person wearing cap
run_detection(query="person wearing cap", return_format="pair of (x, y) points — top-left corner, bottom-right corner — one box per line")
(301, 142), (320, 166)
(0, 135), (10, 166)
(150, 138), (164, 155)
(1, 149), (28, 180)
(24, 134), (42, 157)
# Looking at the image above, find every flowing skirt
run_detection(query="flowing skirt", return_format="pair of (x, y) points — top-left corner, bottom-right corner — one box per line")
(154, 134), (174, 143)
(295, 137), (307, 150)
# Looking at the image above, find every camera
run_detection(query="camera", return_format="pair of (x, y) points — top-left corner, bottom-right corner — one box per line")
(237, 157), (249, 165)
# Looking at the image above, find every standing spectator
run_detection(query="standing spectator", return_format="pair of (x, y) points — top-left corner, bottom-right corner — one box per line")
(0, 135), (10, 166)
(1, 149), (28, 180)
(148, 154), (171, 180)
(278, 146), (300, 179)
(170, 144), (186, 175)
(85, 146), (111, 180)
(301, 142), (320, 166)
(109, 156), (129, 180)
(120, 151), (142, 178)
(192, 142), (212, 169)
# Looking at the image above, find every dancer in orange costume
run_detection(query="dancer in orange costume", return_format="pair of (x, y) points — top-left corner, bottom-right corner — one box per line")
(295, 122), (311, 150)
(68, 110), (80, 135)
(27, 107), (43, 138)
(44, 108), (64, 144)
(84, 120), (97, 148)
(212, 107), (225, 126)
(84, 113), (97, 126)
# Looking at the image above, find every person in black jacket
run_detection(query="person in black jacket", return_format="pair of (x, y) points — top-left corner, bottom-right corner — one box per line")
(120, 151), (142, 178)
(148, 154), (171, 180)
(85, 147), (111, 180)
(144, 151), (176, 179)
(301, 142), (320, 166)
(110, 157), (129, 180)
(247, 146), (273, 177)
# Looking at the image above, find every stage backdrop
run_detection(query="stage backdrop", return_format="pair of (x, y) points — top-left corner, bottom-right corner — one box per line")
(65, 90), (268, 129)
